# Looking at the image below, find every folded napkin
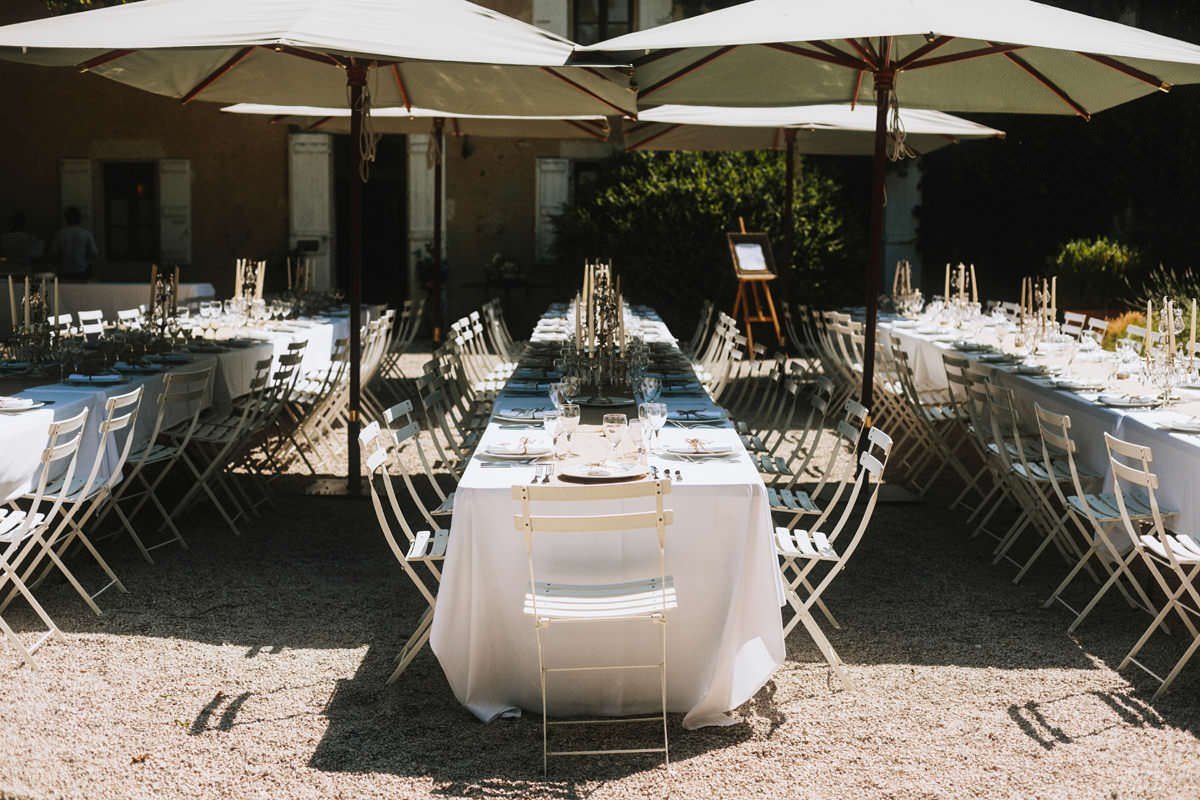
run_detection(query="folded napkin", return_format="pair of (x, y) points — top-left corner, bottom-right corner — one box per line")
(669, 408), (724, 421)
(673, 438), (733, 455)
(486, 436), (550, 455)
(67, 373), (120, 383)
(0, 397), (35, 410)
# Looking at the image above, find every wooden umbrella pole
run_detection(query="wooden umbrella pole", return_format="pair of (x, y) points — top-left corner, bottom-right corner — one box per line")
(346, 63), (367, 495)
(860, 58), (893, 417)
(783, 127), (796, 303)
(432, 116), (445, 342)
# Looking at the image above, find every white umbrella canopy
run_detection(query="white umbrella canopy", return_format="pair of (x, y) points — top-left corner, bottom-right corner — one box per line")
(221, 103), (611, 140)
(581, 0), (1200, 412)
(582, 0), (1200, 117)
(627, 104), (1004, 153)
(0, 0), (633, 116)
(0, 0), (636, 493)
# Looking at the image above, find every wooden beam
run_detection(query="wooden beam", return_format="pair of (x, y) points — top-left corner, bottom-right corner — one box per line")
(540, 66), (630, 115)
(1078, 52), (1171, 91)
(843, 38), (878, 70)
(627, 123), (682, 151)
(638, 45), (737, 99)
(180, 46), (253, 104)
(267, 44), (343, 68)
(904, 42), (1025, 71)
(305, 116), (333, 131)
(850, 69), (864, 109)
(563, 118), (609, 141)
(893, 35), (953, 71)
(998, 46), (1091, 119)
(77, 49), (135, 72)
(391, 64), (413, 111)
(764, 42), (870, 72)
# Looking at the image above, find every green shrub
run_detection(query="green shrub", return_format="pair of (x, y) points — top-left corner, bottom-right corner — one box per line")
(1050, 236), (1141, 309)
(1128, 263), (1200, 315)
(553, 151), (860, 333)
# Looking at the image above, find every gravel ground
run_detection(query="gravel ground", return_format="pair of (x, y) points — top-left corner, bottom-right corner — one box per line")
(1, 353), (1198, 799)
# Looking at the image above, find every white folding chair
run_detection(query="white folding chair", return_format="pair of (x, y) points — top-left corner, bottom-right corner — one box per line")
(775, 427), (892, 690)
(76, 309), (105, 338)
(1107, 433), (1200, 699)
(3, 387), (143, 617)
(0, 408), (89, 666)
(1085, 316), (1108, 343)
(1061, 311), (1087, 339)
(514, 480), (676, 774)
(116, 307), (143, 329)
(1036, 406), (1173, 632)
(361, 420), (448, 684)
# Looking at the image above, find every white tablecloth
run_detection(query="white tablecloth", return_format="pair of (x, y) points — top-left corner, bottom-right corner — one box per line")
(0, 313), (348, 503)
(886, 320), (1200, 535)
(430, 307), (785, 729)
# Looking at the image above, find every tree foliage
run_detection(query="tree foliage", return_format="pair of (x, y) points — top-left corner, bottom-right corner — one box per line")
(44, 0), (131, 13)
(553, 151), (864, 332)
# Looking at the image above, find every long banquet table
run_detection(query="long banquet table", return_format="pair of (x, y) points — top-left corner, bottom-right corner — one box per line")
(884, 314), (1200, 535)
(430, 304), (786, 729)
(0, 310), (352, 504)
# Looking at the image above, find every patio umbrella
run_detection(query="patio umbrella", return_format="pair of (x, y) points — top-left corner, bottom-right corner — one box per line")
(0, 0), (634, 492)
(222, 103), (611, 335)
(625, 104), (1004, 290)
(580, 0), (1200, 410)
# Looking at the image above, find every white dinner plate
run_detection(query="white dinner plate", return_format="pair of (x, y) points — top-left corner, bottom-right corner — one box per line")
(1098, 394), (1160, 408)
(1053, 379), (1104, 391)
(665, 442), (734, 457)
(558, 462), (648, 484)
(891, 320), (919, 328)
(0, 398), (43, 412)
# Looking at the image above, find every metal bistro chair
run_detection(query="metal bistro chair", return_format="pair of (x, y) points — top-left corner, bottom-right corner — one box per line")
(0, 408), (89, 666)
(514, 479), (677, 774)
(1107, 433), (1200, 699)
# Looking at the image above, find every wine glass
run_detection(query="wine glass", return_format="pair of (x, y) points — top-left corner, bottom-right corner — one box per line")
(643, 402), (668, 452)
(542, 409), (561, 458)
(559, 403), (581, 456)
(639, 375), (662, 403)
(602, 413), (627, 460)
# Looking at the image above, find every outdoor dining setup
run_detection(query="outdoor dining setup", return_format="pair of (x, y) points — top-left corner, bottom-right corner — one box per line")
(6, 0), (1200, 793)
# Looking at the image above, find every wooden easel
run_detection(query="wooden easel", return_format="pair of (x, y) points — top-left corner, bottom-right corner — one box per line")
(729, 218), (783, 359)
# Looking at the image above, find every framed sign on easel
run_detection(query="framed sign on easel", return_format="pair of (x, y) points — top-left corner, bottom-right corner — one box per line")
(727, 221), (783, 357)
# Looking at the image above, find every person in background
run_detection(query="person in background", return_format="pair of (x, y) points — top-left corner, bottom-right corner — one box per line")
(50, 206), (99, 280)
(1, 211), (39, 270)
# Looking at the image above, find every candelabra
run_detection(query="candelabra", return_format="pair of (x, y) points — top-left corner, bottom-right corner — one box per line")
(568, 260), (632, 398)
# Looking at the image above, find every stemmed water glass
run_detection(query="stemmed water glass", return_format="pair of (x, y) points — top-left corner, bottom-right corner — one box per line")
(638, 402), (668, 453)
(602, 413), (627, 461)
(542, 409), (561, 459)
(547, 382), (565, 411)
(559, 403), (580, 456)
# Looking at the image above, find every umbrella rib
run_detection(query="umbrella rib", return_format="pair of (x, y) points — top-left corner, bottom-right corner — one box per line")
(540, 66), (630, 115)
(997, 46), (1091, 120)
(391, 64), (413, 111)
(764, 42), (869, 72)
(268, 45), (345, 68)
(903, 43), (1025, 71)
(180, 46), (253, 104)
(811, 40), (863, 66)
(563, 118), (608, 141)
(851, 69), (864, 109)
(306, 116), (332, 131)
(638, 45), (738, 99)
(77, 49), (136, 72)
(634, 48), (681, 67)
(628, 123), (682, 151)
(842, 39), (879, 70)
(1078, 52), (1171, 91)
(893, 35), (953, 70)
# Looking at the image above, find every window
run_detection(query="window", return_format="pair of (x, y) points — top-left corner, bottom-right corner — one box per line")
(572, 0), (634, 46)
(103, 162), (158, 261)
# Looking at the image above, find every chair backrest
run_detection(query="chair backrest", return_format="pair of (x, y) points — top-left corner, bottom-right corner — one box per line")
(512, 480), (674, 620)
(1032, 404), (1094, 522)
(1104, 432), (1167, 554)
(127, 365), (214, 476)
(77, 309), (105, 336)
(19, 408), (90, 542)
(116, 307), (143, 329)
(1085, 316), (1108, 342)
(808, 427), (894, 570)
